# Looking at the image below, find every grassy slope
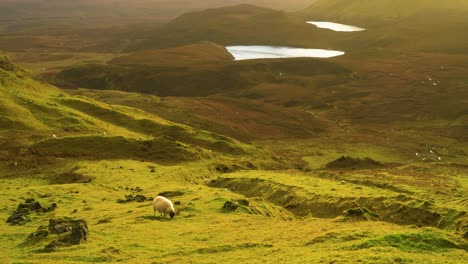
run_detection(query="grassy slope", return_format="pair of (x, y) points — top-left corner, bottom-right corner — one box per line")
(127, 4), (339, 51)
(0, 56), (281, 167)
(66, 89), (332, 141)
(1, 3), (468, 263)
(1, 160), (467, 263)
(56, 49), (468, 166)
(54, 54), (350, 97)
(305, 0), (468, 54)
(306, 0), (468, 21)
(109, 42), (234, 66)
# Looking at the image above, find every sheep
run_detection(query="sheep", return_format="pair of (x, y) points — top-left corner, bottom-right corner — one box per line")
(152, 196), (175, 219)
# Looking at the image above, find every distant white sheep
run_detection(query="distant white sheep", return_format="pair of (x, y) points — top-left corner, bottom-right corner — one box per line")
(52, 134), (57, 139)
(152, 196), (175, 219)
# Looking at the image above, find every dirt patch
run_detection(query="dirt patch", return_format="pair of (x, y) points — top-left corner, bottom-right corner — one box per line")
(325, 156), (386, 170)
(49, 171), (93, 184)
(158, 191), (184, 198)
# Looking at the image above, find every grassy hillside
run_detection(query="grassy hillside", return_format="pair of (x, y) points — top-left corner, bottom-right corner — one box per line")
(305, 0), (468, 54)
(306, 0), (468, 23)
(65, 89), (332, 141)
(52, 48), (468, 168)
(127, 4), (339, 51)
(110, 42), (233, 66)
(1, 159), (467, 263)
(123, 2), (468, 56)
(0, 0), (313, 21)
(0, 56), (283, 167)
(1, 3), (468, 263)
(53, 55), (350, 97)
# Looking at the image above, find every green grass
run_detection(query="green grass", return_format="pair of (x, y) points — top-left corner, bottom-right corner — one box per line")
(1, 159), (467, 263)
(7, 52), (120, 73)
(2, 4), (468, 262)
(353, 229), (468, 252)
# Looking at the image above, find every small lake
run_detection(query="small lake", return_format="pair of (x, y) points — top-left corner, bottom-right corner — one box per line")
(226, 46), (345, 61)
(306, 21), (365, 32)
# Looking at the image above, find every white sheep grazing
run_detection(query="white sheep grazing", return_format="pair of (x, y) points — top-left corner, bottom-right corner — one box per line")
(152, 196), (175, 219)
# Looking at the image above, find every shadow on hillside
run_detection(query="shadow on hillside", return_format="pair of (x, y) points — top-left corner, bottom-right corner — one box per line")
(142, 215), (172, 222)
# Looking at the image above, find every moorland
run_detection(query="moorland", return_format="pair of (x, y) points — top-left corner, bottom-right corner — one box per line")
(0, 0), (467, 263)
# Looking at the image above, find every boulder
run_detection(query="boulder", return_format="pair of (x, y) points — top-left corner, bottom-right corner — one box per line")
(223, 201), (238, 211)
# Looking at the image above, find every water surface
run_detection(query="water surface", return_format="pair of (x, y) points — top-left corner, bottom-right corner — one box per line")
(306, 21), (365, 32)
(226, 46), (345, 60)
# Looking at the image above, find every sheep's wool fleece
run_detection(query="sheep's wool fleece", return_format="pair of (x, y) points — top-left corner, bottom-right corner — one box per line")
(153, 196), (174, 214)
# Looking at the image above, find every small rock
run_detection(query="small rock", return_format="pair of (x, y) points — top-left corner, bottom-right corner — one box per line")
(49, 218), (73, 234)
(245, 162), (256, 169)
(26, 226), (49, 242)
(237, 199), (249, 206)
(134, 194), (147, 203)
(223, 201), (238, 211)
(215, 164), (230, 173)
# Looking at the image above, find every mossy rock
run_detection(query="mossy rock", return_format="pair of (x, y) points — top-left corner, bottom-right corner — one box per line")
(45, 218), (88, 250)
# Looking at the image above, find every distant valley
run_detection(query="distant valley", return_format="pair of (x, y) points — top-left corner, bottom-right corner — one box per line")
(1, 1), (467, 263)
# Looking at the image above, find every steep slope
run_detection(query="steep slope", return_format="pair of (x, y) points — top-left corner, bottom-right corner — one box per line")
(0, 56), (100, 132)
(0, 56), (283, 166)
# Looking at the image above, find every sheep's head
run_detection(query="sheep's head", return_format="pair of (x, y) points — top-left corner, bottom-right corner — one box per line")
(169, 211), (175, 219)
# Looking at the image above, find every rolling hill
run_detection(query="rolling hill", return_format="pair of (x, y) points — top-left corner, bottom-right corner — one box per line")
(127, 4), (339, 51)
(125, 1), (468, 56)
(0, 0), (314, 22)
(0, 56), (283, 167)
(109, 42), (234, 66)
(53, 48), (350, 97)
(306, 0), (468, 23)
(305, 0), (468, 54)
(1, 3), (468, 264)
